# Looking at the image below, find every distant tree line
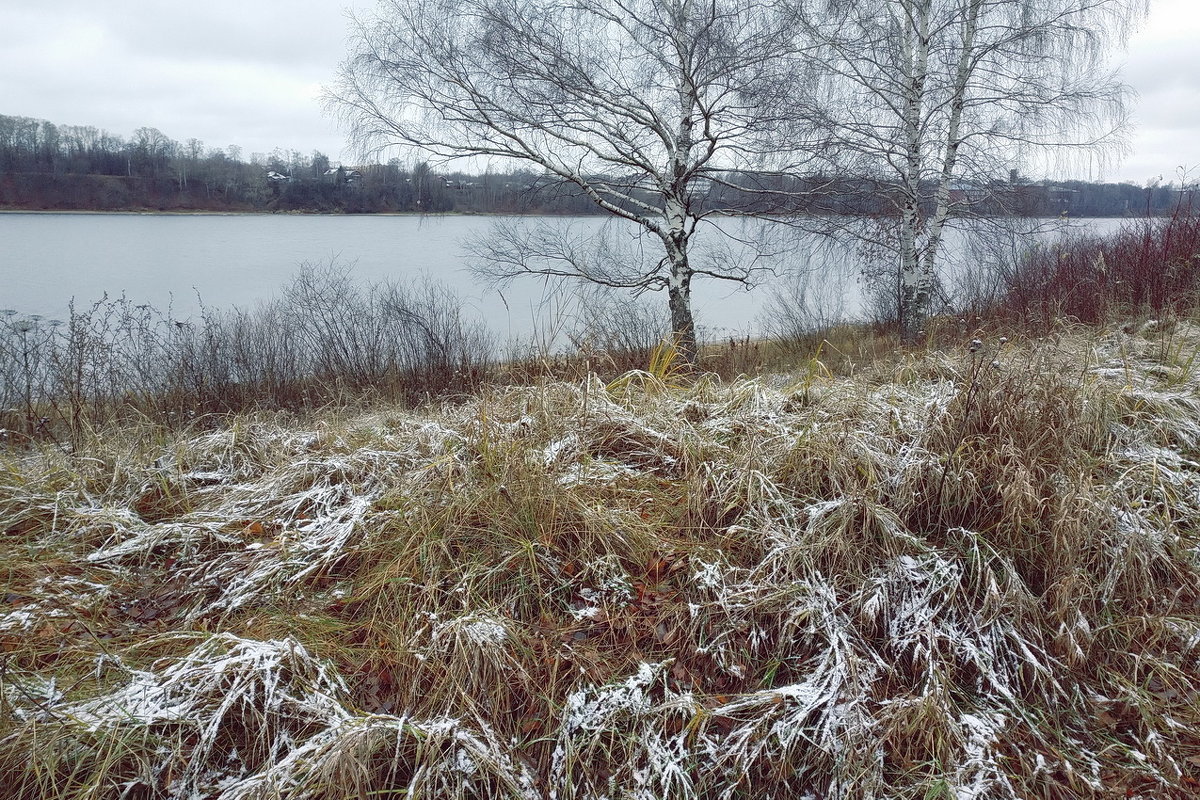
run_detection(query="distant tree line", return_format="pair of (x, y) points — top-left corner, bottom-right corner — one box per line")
(0, 113), (1186, 217)
(0, 114), (599, 214)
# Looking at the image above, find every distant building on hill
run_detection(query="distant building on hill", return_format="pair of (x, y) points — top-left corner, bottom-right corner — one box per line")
(324, 166), (363, 185)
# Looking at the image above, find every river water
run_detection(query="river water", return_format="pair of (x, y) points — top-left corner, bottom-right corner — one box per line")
(0, 212), (1127, 345)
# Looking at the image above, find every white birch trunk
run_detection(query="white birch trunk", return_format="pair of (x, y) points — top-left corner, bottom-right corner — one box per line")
(919, 0), (983, 316)
(899, 0), (932, 340)
(663, 50), (698, 363)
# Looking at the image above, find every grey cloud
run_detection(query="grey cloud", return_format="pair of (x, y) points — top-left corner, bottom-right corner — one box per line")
(0, 0), (358, 157)
(1, 0), (1196, 179)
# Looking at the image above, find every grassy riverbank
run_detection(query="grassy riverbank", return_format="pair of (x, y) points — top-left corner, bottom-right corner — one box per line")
(3, 320), (1200, 798)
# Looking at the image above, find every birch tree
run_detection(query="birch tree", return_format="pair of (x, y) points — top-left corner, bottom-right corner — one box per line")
(328, 0), (818, 361)
(794, 0), (1146, 338)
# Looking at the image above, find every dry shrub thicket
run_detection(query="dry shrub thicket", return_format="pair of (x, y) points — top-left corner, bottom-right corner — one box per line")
(998, 206), (1200, 328)
(0, 264), (492, 444)
(3, 312), (1200, 797)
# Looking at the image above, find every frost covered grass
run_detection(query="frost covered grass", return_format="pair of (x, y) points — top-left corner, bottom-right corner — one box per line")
(4, 321), (1200, 798)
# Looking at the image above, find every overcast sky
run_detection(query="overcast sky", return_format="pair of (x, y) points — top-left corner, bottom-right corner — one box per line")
(1, 0), (1196, 184)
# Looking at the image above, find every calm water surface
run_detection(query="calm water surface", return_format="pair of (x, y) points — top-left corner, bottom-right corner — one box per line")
(0, 212), (1127, 343)
(2, 213), (793, 342)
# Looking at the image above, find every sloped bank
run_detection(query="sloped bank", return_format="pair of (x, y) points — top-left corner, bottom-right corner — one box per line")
(3, 323), (1200, 799)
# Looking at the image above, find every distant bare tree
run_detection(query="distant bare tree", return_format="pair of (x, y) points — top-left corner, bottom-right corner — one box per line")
(793, 0), (1147, 338)
(328, 0), (821, 360)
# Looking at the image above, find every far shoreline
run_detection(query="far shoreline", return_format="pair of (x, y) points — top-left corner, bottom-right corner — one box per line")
(0, 207), (1162, 220)
(0, 207), (572, 218)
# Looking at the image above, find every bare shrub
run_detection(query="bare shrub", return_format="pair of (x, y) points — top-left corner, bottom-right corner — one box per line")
(998, 206), (1200, 327)
(0, 262), (493, 445)
(567, 286), (671, 374)
(759, 265), (848, 345)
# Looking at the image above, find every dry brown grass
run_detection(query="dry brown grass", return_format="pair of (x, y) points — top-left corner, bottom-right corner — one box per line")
(3, 320), (1200, 798)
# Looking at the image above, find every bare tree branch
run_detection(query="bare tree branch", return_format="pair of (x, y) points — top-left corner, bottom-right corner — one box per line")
(327, 0), (824, 360)
(791, 0), (1146, 337)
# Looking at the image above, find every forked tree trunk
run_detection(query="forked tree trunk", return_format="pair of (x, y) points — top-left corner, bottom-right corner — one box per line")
(917, 0), (982, 337)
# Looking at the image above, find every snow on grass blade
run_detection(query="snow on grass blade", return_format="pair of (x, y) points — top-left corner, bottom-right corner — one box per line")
(4, 635), (351, 799)
(223, 714), (540, 800)
(4, 327), (1200, 797)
